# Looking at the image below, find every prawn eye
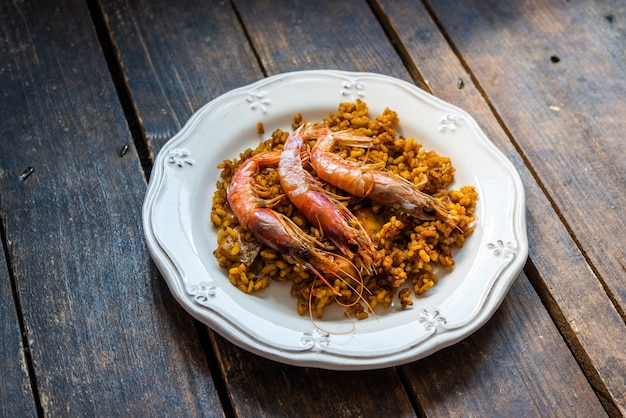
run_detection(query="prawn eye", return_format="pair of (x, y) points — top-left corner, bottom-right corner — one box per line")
(423, 207), (437, 217)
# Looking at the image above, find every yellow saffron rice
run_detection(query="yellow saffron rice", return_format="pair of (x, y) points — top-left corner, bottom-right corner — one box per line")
(211, 100), (477, 320)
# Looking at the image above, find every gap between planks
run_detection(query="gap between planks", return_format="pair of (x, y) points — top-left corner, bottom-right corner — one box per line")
(413, 0), (625, 327)
(228, 0), (269, 78)
(85, 0), (154, 181)
(0, 214), (44, 417)
(85, 1), (242, 415)
(369, 0), (622, 414)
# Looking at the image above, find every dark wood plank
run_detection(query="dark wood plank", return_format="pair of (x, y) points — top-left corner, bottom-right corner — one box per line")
(422, 0), (626, 307)
(99, 0), (615, 415)
(234, 0), (414, 82)
(376, 0), (626, 413)
(96, 0), (263, 157)
(0, 241), (37, 417)
(403, 273), (607, 416)
(99, 0), (418, 416)
(211, 337), (417, 417)
(0, 0), (223, 415)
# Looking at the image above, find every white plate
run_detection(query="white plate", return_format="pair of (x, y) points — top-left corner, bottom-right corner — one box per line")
(143, 70), (527, 370)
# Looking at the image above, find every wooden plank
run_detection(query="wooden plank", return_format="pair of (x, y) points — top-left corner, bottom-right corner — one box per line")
(99, 0), (418, 415)
(234, 0), (612, 415)
(375, 0), (626, 413)
(211, 336), (417, 417)
(422, 0), (626, 307)
(96, 0), (263, 157)
(403, 273), (607, 416)
(0, 240), (37, 417)
(0, 0), (224, 415)
(99, 0), (614, 415)
(232, 0), (415, 82)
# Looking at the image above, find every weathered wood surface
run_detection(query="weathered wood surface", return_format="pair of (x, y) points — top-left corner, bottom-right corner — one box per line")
(94, 0), (262, 158)
(0, 0), (223, 415)
(376, 0), (626, 414)
(99, 0), (612, 415)
(211, 336), (418, 418)
(0, 242), (37, 417)
(2, 0), (624, 416)
(423, 0), (626, 308)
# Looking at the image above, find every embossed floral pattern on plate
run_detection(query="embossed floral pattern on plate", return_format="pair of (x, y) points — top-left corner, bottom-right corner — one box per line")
(143, 70), (527, 370)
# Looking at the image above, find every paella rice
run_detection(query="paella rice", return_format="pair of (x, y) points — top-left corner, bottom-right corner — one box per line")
(211, 100), (477, 320)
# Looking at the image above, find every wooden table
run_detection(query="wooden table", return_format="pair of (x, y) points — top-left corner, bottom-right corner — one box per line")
(2, 0), (624, 416)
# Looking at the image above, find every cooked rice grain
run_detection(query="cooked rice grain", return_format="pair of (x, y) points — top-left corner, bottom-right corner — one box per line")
(211, 100), (477, 320)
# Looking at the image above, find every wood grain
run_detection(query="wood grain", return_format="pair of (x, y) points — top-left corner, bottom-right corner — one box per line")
(211, 336), (417, 418)
(0, 241), (37, 417)
(423, 0), (626, 306)
(0, 0), (223, 415)
(99, 0), (615, 415)
(233, 0), (413, 81)
(85, 0), (625, 415)
(376, 0), (625, 413)
(97, 0), (263, 157)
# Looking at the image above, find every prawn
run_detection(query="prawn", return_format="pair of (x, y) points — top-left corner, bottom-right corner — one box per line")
(227, 150), (364, 299)
(309, 129), (452, 221)
(278, 124), (377, 273)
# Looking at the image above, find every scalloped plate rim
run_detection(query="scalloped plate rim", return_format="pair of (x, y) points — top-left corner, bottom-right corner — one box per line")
(142, 69), (528, 370)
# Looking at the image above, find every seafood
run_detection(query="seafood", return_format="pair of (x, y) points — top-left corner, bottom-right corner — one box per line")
(309, 129), (451, 221)
(227, 150), (362, 296)
(278, 124), (376, 272)
(212, 100), (478, 321)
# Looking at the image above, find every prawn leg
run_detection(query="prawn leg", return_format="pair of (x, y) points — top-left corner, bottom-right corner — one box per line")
(227, 150), (369, 299)
(278, 125), (377, 273)
(310, 130), (455, 221)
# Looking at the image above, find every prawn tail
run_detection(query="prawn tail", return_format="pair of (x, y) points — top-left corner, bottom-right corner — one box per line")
(414, 192), (475, 234)
(437, 199), (477, 233)
(307, 250), (376, 321)
(301, 247), (369, 303)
